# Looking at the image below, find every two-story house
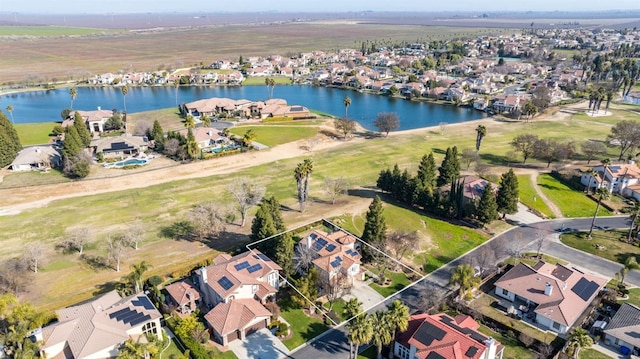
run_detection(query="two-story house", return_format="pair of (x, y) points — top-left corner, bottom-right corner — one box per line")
(305, 229), (362, 284)
(63, 108), (114, 134)
(580, 162), (640, 199)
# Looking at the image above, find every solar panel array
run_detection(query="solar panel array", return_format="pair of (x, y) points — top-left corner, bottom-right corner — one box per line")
(325, 244), (336, 252)
(312, 237), (328, 252)
(132, 296), (155, 311)
(247, 263), (263, 273)
(234, 261), (250, 271)
(108, 306), (152, 327)
(571, 277), (600, 301)
(218, 276), (234, 290)
(330, 256), (343, 269)
(414, 322), (446, 346)
(610, 166), (621, 173)
(109, 142), (135, 151)
(346, 249), (358, 257)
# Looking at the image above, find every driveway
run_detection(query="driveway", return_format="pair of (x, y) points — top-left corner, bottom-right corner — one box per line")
(343, 279), (385, 312)
(228, 328), (292, 359)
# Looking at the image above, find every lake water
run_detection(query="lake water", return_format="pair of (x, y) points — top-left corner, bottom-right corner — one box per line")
(0, 85), (488, 131)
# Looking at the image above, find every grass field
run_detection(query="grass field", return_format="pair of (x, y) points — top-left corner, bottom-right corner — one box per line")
(280, 306), (328, 349)
(476, 325), (537, 359)
(561, 230), (639, 265)
(579, 348), (611, 359)
(0, 26), (118, 36)
(129, 107), (184, 133)
(517, 175), (555, 218)
(243, 76), (293, 86)
(537, 174), (612, 218)
(0, 169), (70, 189)
(230, 125), (318, 147)
(619, 288), (640, 307)
(14, 122), (55, 145)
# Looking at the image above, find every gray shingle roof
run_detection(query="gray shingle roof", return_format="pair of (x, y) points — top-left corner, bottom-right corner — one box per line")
(604, 303), (640, 348)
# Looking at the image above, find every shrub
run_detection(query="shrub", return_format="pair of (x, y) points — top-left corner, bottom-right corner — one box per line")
(263, 116), (293, 123)
(325, 310), (340, 325)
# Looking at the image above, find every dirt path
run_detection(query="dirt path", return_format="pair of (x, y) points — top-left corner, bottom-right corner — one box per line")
(529, 172), (564, 218)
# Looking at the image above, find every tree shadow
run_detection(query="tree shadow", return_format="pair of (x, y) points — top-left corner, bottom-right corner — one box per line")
(159, 221), (195, 240)
(93, 281), (118, 296)
(537, 183), (561, 191)
(80, 254), (110, 272)
(347, 187), (379, 200)
(306, 326), (349, 354)
(478, 153), (509, 166)
(432, 148), (446, 155)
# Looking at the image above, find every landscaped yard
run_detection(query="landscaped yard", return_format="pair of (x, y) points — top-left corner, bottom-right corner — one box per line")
(279, 294), (328, 350)
(324, 298), (348, 322)
(504, 252), (567, 267)
(517, 175), (555, 218)
(14, 122), (56, 146)
(561, 230), (640, 265)
(230, 125), (318, 147)
(579, 348), (612, 359)
(357, 346), (377, 359)
(160, 338), (185, 359)
(368, 267), (412, 298)
(620, 288), (640, 307)
(476, 325), (537, 359)
(537, 174), (612, 218)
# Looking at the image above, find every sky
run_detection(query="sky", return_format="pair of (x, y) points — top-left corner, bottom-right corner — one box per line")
(1, 0), (638, 14)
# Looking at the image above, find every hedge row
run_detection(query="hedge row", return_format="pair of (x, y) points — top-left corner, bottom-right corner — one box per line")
(166, 317), (214, 359)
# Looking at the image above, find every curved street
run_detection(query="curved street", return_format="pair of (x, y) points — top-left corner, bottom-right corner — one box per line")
(291, 215), (633, 359)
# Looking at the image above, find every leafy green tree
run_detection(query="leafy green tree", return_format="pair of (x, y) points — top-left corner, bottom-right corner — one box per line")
(104, 113), (124, 132)
(627, 201), (640, 242)
(60, 108), (72, 121)
(361, 196), (387, 252)
(449, 263), (481, 300)
(62, 125), (82, 157)
(73, 111), (91, 146)
(251, 196), (286, 259)
(0, 111), (21, 167)
(437, 146), (460, 187)
(117, 336), (160, 359)
(475, 125), (487, 152)
(417, 152), (437, 189)
(619, 257), (639, 285)
(292, 267), (319, 310)
(510, 133), (539, 163)
(497, 169), (519, 218)
(581, 140), (607, 165)
(477, 182), (498, 226)
(275, 232), (295, 278)
(588, 187), (610, 238)
(150, 120), (165, 151)
(522, 101), (538, 121)
(347, 314), (373, 359)
(567, 328), (593, 358)
(294, 159), (313, 212)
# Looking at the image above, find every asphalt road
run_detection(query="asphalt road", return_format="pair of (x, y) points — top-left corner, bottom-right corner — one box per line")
(290, 216), (631, 359)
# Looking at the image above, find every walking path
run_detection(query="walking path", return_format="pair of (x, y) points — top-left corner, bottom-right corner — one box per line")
(529, 172), (564, 218)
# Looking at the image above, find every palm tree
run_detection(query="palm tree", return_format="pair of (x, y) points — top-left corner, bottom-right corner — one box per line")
(449, 263), (481, 300)
(386, 300), (409, 344)
(475, 125), (487, 152)
(184, 115), (196, 129)
(588, 187), (610, 238)
(69, 87), (77, 110)
(371, 311), (394, 359)
(627, 201), (640, 242)
(265, 77), (276, 99)
(201, 114), (211, 127)
(5, 105), (14, 123)
(347, 314), (373, 359)
(121, 85), (129, 113)
(343, 298), (363, 319)
(130, 261), (150, 293)
(243, 129), (257, 148)
(343, 96), (352, 119)
(585, 168), (597, 194)
(567, 328), (593, 358)
(294, 159), (313, 212)
(620, 257), (639, 285)
(174, 80), (180, 106)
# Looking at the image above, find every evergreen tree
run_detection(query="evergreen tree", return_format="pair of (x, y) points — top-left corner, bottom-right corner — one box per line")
(151, 120), (165, 151)
(417, 152), (437, 189)
(361, 196), (387, 255)
(265, 196), (286, 232)
(0, 111), (21, 167)
(62, 125), (82, 157)
(73, 111), (91, 147)
(437, 146), (460, 187)
(275, 232), (294, 278)
(496, 169), (519, 218)
(185, 127), (199, 159)
(251, 196), (286, 259)
(477, 183), (498, 225)
(376, 168), (392, 193)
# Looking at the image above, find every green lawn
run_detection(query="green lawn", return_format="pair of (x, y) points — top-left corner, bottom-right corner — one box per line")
(537, 174), (612, 218)
(324, 298), (348, 322)
(476, 325), (537, 359)
(619, 288), (640, 307)
(561, 230), (640, 265)
(280, 307), (328, 349)
(357, 346), (377, 359)
(160, 338), (184, 359)
(517, 175), (555, 218)
(505, 252), (567, 267)
(368, 266), (411, 298)
(0, 169), (70, 189)
(230, 125), (318, 147)
(14, 122), (56, 146)
(243, 76), (293, 86)
(579, 348), (611, 359)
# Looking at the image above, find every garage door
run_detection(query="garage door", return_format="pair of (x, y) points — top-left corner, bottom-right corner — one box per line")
(227, 329), (240, 343)
(246, 319), (267, 336)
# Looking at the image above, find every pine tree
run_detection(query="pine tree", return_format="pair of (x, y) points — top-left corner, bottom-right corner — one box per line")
(275, 232), (294, 278)
(265, 196), (286, 232)
(62, 125), (82, 157)
(496, 169), (519, 218)
(73, 111), (91, 147)
(251, 196), (286, 259)
(477, 183), (498, 226)
(417, 152), (437, 189)
(361, 196), (387, 248)
(0, 110), (21, 167)
(151, 120), (165, 151)
(437, 146), (460, 187)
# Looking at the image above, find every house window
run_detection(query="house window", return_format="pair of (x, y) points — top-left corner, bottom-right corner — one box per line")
(397, 344), (410, 359)
(552, 322), (561, 330)
(501, 288), (509, 296)
(142, 321), (157, 336)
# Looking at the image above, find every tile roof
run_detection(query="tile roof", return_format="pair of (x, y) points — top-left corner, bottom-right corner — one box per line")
(41, 291), (161, 359)
(397, 313), (500, 359)
(204, 298), (271, 336)
(495, 262), (607, 327)
(307, 229), (361, 275)
(604, 303), (640, 348)
(165, 279), (201, 307)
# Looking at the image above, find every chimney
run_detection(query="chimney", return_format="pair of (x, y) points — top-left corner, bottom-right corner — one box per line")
(545, 282), (553, 296)
(200, 266), (208, 284)
(484, 337), (497, 359)
(97, 106), (101, 111)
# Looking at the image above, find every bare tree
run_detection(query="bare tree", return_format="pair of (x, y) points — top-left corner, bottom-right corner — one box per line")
(134, 121), (152, 137)
(324, 176), (349, 205)
(461, 148), (480, 169)
(321, 272), (352, 311)
(64, 227), (92, 255)
(106, 235), (127, 272)
(0, 258), (32, 294)
(164, 138), (181, 156)
(24, 242), (47, 273)
(503, 232), (528, 264)
(123, 220), (145, 250)
(471, 245), (497, 277)
(373, 112), (400, 137)
(190, 202), (227, 241)
(228, 178), (265, 227)
(334, 118), (357, 139)
(387, 231), (419, 263)
(294, 242), (314, 275)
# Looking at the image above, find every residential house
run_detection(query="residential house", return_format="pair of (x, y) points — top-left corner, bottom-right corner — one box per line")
(165, 279), (201, 316)
(91, 135), (148, 159)
(304, 229), (362, 284)
(393, 312), (504, 359)
(39, 291), (162, 359)
(494, 261), (607, 334)
(492, 94), (521, 113)
(442, 175), (499, 206)
(603, 303), (640, 355)
(194, 250), (281, 345)
(580, 162), (640, 199)
(179, 127), (228, 149)
(9, 145), (61, 172)
(63, 108), (114, 134)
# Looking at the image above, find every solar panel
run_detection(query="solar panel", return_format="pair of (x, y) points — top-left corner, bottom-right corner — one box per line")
(571, 278), (600, 301)
(465, 347), (479, 357)
(129, 314), (152, 327)
(247, 264), (263, 273)
(118, 310), (141, 323)
(414, 322), (446, 346)
(234, 261), (250, 271)
(330, 260), (341, 268)
(336, 256), (342, 262)
(346, 249), (358, 257)
(610, 166), (621, 173)
(309, 233), (317, 240)
(312, 242), (324, 252)
(325, 244), (336, 252)
(132, 296), (155, 311)
(109, 308), (130, 319)
(218, 276), (234, 290)
(122, 312), (146, 325)
(316, 238), (328, 247)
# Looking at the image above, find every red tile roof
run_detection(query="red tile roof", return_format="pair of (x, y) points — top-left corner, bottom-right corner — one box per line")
(204, 298), (271, 336)
(165, 279), (201, 307)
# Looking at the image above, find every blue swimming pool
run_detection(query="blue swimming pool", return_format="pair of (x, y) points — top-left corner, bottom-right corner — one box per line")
(113, 158), (148, 167)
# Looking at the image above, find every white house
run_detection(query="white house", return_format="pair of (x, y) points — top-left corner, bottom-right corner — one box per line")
(581, 162), (640, 198)
(305, 229), (362, 284)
